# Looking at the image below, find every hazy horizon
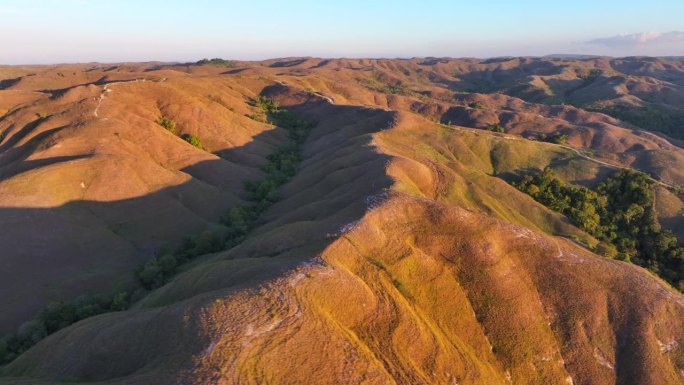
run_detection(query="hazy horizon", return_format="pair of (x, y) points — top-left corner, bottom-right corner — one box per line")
(1, 0), (684, 64)
(6, 54), (684, 67)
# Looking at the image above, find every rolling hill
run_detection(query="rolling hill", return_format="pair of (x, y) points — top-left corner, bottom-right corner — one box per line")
(0, 57), (682, 384)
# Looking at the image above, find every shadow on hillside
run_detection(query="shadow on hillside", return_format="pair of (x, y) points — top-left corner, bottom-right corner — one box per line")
(0, 77), (21, 90)
(0, 97), (394, 338)
(0, 121), (282, 333)
(0, 118), (64, 154)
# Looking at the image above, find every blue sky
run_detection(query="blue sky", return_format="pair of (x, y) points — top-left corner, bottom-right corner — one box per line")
(1, 0), (683, 64)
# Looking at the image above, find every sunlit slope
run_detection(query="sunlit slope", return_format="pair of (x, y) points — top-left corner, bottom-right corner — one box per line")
(191, 196), (683, 385)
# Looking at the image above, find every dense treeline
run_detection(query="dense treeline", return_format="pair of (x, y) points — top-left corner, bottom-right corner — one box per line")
(0, 96), (315, 365)
(515, 169), (683, 290)
(0, 292), (130, 364)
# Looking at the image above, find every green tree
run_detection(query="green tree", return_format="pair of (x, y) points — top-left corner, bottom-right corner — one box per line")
(515, 168), (684, 289)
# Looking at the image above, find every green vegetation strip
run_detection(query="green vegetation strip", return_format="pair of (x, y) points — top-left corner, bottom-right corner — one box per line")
(0, 96), (315, 365)
(515, 169), (683, 291)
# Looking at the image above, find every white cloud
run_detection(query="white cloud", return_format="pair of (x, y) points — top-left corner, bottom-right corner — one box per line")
(588, 31), (684, 46)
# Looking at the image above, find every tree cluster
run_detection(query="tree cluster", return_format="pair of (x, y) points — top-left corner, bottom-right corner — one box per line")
(0, 292), (129, 364)
(537, 131), (568, 144)
(196, 58), (236, 67)
(515, 169), (683, 290)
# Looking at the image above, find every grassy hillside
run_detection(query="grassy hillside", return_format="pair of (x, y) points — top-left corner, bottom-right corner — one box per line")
(0, 58), (683, 384)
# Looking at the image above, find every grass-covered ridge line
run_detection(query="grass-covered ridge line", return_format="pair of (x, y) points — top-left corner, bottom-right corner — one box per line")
(514, 169), (684, 290)
(0, 96), (316, 365)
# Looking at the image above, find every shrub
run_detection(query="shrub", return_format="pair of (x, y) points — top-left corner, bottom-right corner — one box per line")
(189, 231), (224, 255)
(157, 254), (177, 275)
(468, 102), (485, 109)
(250, 95), (278, 113)
(136, 259), (164, 289)
(247, 179), (279, 206)
(538, 132), (568, 144)
(246, 113), (267, 122)
(486, 124), (505, 133)
(380, 83), (412, 95)
(157, 116), (177, 134)
(110, 291), (129, 311)
(183, 134), (205, 150)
